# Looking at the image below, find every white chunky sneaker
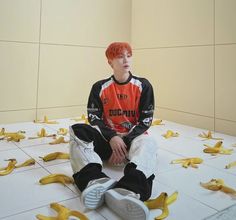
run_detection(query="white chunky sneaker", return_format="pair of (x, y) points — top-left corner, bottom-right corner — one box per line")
(81, 177), (117, 209)
(105, 188), (149, 220)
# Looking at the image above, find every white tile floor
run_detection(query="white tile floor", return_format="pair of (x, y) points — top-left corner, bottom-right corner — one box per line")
(0, 118), (236, 220)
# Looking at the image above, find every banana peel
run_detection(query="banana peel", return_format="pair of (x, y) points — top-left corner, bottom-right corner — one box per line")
(71, 114), (87, 122)
(5, 133), (25, 142)
(39, 173), (74, 185)
(152, 119), (165, 126)
(200, 179), (236, 197)
(0, 158), (36, 176)
(0, 128), (25, 142)
(39, 152), (70, 162)
(28, 128), (56, 139)
(84, 118), (89, 125)
(162, 130), (179, 139)
(144, 191), (178, 220)
(49, 136), (69, 145)
(199, 131), (223, 141)
(0, 128), (5, 136)
(57, 128), (68, 136)
(0, 159), (17, 176)
(15, 158), (36, 168)
(36, 202), (88, 220)
(171, 157), (203, 168)
(34, 116), (58, 124)
(225, 161), (236, 169)
(203, 141), (233, 156)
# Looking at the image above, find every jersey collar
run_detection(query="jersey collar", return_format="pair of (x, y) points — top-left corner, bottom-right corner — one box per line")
(112, 72), (132, 85)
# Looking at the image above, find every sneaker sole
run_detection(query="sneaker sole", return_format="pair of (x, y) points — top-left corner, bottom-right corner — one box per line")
(81, 179), (116, 209)
(105, 189), (149, 220)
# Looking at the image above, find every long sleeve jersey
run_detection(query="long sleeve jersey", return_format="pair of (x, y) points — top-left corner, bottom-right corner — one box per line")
(87, 72), (155, 147)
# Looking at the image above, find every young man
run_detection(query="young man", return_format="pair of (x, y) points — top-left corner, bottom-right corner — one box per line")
(69, 42), (158, 220)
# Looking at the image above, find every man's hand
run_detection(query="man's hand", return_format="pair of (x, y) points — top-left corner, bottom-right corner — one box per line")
(109, 136), (127, 165)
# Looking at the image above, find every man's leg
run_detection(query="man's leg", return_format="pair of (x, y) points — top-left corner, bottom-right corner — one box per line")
(105, 134), (158, 220)
(70, 124), (116, 209)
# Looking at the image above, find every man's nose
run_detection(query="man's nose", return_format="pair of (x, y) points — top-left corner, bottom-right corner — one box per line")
(123, 56), (128, 63)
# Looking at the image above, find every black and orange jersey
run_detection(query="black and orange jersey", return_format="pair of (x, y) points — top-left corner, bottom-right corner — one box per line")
(87, 72), (154, 146)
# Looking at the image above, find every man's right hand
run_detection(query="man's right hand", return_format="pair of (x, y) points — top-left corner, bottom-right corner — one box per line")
(108, 136), (127, 165)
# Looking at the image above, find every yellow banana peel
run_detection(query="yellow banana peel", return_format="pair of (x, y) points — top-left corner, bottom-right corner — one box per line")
(15, 158), (36, 168)
(152, 119), (165, 126)
(198, 131), (223, 141)
(49, 136), (69, 145)
(171, 157), (203, 168)
(39, 152), (70, 162)
(0, 158), (36, 176)
(204, 141), (223, 149)
(0, 159), (17, 176)
(0, 128), (25, 142)
(39, 173), (74, 185)
(5, 133), (25, 142)
(225, 161), (236, 169)
(57, 128), (68, 136)
(162, 130), (179, 139)
(36, 202), (88, 220)
(71, 114), (87, 122)
(203, 141), (233, 156)
(200, 179), (236, 197)
(84, 118), (89, 125)
(144, 191), (178, 220)
(0, 128), (5, 136)
(28, 128), (56, 139)
(34, 116), (58, 124)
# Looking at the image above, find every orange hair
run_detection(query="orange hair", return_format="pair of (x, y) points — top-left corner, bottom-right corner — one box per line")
(105, 42), (132, 60)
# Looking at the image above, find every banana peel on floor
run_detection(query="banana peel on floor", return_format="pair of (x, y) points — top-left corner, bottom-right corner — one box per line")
(225, 161), (236, 169)
(0, 159), (17, 176)
(57, 128), (68, 136)
(71, 114), (87, 122)
(200, 179), (236, 197)
(0, 128), (25, 142)
(0, 158), (35, 176)
(34, 116), (58, 124)
(28, 128), (56, 139)
(144, 191), (178, 220)
(162, 130), (179, 139)
(39, 173), (74, 185)
(36, 202), (89, 220)
(39, 152), (70, 162)
(171, 157), (203, 168)
(203, 141), (233, 156)
(152, 119), (165, 126)
(49, 136), (69, 145)
(198, 131), (223, 141)
(15, 158), (36, 168)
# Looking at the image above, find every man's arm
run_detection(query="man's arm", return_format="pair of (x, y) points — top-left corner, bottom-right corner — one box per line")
(87, 82), (117, 141)
(123, 79), (155, 147)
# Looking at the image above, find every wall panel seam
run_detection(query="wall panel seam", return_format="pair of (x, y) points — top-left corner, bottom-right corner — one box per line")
(35, 0), (42, 120)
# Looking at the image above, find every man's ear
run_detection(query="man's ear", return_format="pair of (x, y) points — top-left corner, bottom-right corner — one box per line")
(108, 60), (113, 68)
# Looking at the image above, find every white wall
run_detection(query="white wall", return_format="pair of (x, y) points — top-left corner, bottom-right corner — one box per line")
(131, 0), (236, 136)
(0, 0), (131, 122)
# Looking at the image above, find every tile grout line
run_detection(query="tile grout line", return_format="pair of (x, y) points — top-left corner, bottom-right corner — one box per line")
(35, 0), (43, 121)
(213, 0), (216, 132)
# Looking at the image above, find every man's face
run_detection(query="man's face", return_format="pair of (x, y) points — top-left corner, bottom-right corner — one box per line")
(109, 50), (132, 74)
